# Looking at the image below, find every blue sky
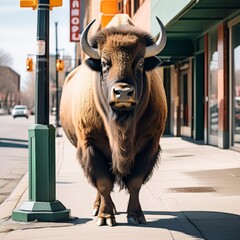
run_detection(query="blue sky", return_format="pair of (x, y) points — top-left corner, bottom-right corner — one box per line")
(0, 0), (75, 89)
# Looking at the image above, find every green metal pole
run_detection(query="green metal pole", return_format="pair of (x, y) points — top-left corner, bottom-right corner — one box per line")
(12, 0), (70, 222)
(55, 21), (61, 137)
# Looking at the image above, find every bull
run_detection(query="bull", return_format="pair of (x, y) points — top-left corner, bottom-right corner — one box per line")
(60, 14), (167, 226)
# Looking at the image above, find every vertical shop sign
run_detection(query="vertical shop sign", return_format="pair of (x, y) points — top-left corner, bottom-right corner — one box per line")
(70, 0), (80, 42)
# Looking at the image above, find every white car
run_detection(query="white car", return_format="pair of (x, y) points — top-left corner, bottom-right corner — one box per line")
(11, 105), (29, 119)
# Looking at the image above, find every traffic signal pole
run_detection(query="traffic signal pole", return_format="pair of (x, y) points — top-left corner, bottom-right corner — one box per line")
(12, 0), (70, 222)
(55, 21), (61, 136)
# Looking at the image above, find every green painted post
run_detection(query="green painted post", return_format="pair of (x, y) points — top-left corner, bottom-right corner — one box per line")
(12, 125), (70, 221)
(12, 0), (70, 222)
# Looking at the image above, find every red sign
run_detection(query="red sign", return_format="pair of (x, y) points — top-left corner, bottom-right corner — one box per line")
(70, 0), (80, 42)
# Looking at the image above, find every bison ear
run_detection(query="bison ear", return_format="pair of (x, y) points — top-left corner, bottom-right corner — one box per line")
(144, 56), (163, 71)
(85, 58), (102, 72)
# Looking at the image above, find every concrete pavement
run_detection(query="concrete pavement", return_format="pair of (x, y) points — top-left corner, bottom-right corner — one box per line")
(0, 129), (240, 240)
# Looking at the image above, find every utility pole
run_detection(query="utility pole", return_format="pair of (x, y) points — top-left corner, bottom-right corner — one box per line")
(55, 21), (61, 137)
(12, 0), (70, 222)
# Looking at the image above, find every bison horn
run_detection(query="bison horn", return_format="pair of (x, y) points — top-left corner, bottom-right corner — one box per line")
(145, 17), (167, 58)
(81, 19), (100, 60)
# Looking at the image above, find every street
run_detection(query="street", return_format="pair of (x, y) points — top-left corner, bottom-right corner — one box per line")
(0, 115), (34, 204)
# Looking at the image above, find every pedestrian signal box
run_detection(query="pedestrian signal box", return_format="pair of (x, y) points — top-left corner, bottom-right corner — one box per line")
(56, 59), (64, 72)
(20, 0), (62, 10)
(26, 57), (33, 71)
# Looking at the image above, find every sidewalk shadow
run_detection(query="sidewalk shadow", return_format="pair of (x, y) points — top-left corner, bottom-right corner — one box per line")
(0, 138), (28, 149)
(117, 210), (240, 239)
(69, 217), (93, 225)
(5, 217), (93, 232)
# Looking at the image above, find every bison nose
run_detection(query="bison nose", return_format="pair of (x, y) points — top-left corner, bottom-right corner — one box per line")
(112, 84), (135, 102)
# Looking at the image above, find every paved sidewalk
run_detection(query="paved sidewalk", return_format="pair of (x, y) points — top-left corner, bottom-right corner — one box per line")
(0, 129), (240, 240)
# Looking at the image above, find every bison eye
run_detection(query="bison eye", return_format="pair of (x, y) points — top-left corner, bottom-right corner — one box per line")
(138, 61), (144, 68)
(101, 60), (111, 73)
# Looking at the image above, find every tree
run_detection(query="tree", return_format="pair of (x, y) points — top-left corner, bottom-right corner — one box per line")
(0, 50), (18, 112)
(21, 72), (35, 108)
(0, 48), (13, 67)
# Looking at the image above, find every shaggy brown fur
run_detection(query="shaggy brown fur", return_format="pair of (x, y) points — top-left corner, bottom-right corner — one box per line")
(60, 14), (167, 226)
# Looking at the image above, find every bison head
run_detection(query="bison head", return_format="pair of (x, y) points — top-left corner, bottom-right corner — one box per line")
(81, 17), (166, 122)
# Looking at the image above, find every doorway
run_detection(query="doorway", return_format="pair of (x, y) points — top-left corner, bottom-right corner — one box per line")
(179, 62), (192, 137)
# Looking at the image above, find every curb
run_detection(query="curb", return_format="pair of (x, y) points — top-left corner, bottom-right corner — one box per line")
(0, 133), (64, 224)
(0, 173), (28, 222)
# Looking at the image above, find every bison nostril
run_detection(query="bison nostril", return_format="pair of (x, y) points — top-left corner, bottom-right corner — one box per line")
(112, 85), (135, 101)
(113, 89), (121, 96)
(127, 90), (134, 97)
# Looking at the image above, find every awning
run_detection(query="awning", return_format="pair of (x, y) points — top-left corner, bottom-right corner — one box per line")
(159, 0), (240, 64)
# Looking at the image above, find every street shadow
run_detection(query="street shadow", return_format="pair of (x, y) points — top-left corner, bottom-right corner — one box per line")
(117, 210), (240, 239)
(0, 138), (28, 149)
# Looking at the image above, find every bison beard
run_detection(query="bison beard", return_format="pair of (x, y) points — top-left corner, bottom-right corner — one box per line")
(60, 14), (167, 227)
(109, 118), (135, 177)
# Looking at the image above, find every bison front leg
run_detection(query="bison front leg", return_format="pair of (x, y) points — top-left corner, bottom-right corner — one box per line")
(93, 190), (116, 217)
(92, 191), (100, 216)
(96, 178), (116, 226)
(126, 177), (146, 225)
(81, 145), (116, 226)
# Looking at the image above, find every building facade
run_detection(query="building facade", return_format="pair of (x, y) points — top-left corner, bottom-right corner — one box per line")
(78, 0), (240, 150)
(154, 0), (240, 151)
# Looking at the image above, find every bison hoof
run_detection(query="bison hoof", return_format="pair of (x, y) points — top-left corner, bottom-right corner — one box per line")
(92, 208), (99, 216)
(106, 217), (116, 227)
(96, 217), (116, 227)
(93, 207), (116, 216)
(96, 217), (105, 226)
(127, 216), (147, 225)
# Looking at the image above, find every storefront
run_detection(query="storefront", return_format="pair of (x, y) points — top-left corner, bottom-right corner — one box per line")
(159, 0), (240, 150)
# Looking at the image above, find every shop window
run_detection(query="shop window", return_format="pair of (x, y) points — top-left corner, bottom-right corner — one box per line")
(209, 30), (218, 137)
(182, 73), (189, 126)
(232, 22), (240, 147)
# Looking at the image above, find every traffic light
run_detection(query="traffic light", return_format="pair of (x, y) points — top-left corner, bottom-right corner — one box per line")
(56, 59), (64, 71)
(20, 0), (62, 10)
(20, 0), (37, 9)
(26, 57), (33, 71)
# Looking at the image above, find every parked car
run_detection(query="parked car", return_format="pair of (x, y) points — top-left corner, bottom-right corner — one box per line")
(11, 105), (29, 119)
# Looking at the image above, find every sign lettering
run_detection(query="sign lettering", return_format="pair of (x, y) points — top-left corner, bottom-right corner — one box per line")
(70, 0), (80, 42)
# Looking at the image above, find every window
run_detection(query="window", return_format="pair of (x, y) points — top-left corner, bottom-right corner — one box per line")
(232, 22), (240, 147)
(209, 30), (218, 137)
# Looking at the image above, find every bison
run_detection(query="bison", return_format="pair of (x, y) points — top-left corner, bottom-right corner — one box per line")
(60, 14), (167, 227)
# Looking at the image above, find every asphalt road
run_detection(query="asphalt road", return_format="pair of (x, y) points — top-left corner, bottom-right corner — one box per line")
(0, 114), (34, 204)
